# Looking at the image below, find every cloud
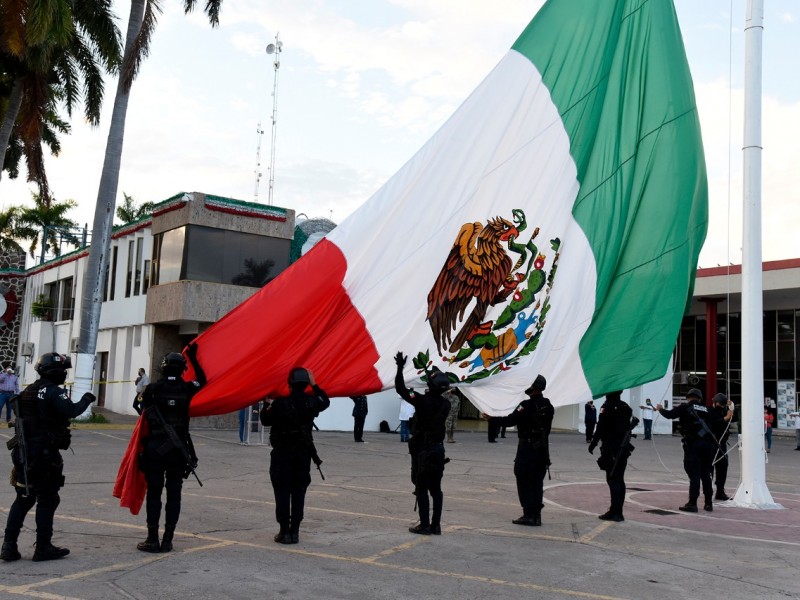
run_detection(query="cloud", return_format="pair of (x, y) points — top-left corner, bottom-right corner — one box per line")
(695, 79), (800, 267)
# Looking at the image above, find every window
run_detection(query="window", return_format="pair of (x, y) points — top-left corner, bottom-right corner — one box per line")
(142, 260), (151, 294)
(157, 227), (186, 285)
(59, 277), (73, 320)
(110, 246), (118, 301)
(134, 238), (143, 295)
(149, 225), (291, 288)
(126, 240), (134, 297)
(184, 225), (290, 286)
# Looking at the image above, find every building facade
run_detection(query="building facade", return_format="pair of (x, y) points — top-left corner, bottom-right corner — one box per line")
(16, 192), (294, 416)
(676, 259), (800, 429)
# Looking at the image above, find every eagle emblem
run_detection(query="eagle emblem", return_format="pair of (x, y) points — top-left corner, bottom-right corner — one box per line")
(412, 209), (561, 385)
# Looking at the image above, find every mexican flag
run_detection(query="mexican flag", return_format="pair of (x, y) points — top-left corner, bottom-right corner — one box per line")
(186, 0), (707, 416)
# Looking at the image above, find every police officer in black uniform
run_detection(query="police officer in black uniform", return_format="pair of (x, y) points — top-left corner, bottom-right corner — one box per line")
(494, 375), (554, 526)
(394, 352), (451, 535)
(260, 367), (330, 544)
(589, 391), (635, 522)
(1, 353), (95, 562)
(710, 393), (734, 501)
(657, 388), (721, 512)
(137, 345), (205, 553)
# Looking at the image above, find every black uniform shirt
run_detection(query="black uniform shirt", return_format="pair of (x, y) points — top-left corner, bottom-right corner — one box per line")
(659, 400), (721, 442)
(395, 373), (450, 444)
(593, 398), (632, 451)
(262, 386), (330, 448)
(498, 393), (554, 440)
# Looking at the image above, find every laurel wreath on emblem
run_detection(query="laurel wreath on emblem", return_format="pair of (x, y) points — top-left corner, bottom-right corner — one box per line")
(412, 208), (561, 385)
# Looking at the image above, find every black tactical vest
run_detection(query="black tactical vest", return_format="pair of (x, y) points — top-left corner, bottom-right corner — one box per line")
(145, 380), (191, 439)
(18, 380), (70, 447)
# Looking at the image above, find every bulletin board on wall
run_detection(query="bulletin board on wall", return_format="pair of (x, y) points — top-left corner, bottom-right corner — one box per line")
(777, 381), (795, 428)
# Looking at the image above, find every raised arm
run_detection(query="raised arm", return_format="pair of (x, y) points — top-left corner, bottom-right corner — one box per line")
(394, 352), (414, 404)
(185, 342), (206, 387)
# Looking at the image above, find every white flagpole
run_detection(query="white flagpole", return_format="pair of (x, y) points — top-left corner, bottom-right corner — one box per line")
(733, 0), (779, 508)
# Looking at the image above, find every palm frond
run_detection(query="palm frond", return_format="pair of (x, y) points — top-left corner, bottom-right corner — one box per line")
(121, 0), (163, 91)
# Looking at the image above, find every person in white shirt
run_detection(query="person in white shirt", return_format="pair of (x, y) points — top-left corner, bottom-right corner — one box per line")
(399, 397), (416, 443)
(790, 411), (800, 451)
(639, 399), (655, 440)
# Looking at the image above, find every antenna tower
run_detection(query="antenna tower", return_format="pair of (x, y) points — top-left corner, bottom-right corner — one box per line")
(253, 122), (264, 201)
(265, 33), (283, 206)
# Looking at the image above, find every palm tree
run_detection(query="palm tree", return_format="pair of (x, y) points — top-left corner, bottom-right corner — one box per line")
(115, 192), (155, 224)
(231, 258), (275, 288)
(0, 205), (28, 254)
(0, 0), (122, 197)
(74, 0), (222, 410)
(16, 192), (79, 261)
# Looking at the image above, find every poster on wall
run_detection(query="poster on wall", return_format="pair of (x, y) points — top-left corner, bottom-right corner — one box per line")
(777, 380), (795, 428)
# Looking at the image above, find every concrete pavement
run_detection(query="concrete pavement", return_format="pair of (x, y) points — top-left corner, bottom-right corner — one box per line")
(0, 422), (798, 600)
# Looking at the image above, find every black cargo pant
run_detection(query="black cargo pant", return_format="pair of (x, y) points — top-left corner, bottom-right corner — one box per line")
(514, 440), (548, 517)
(270, 446), (312, 531)
(411, 443), (445, 527)
(4, 448), (64, 545)
(140, 440), (186, 529)
(684, 438), (715, 503)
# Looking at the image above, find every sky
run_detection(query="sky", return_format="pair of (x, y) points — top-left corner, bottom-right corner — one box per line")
(1, 0), (798, 269)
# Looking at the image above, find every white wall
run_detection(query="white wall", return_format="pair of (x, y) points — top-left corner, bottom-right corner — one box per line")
(315, 389), (403, 433)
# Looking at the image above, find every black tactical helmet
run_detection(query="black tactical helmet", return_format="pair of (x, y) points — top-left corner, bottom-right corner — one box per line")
(605, 390), (622, 403)
(525, 374), (547, 394)
(712, 392), (728, 405)
(35, 353), (72, 376)
(161, 352), (187, 376)
(288, 367), (311, 388)
(428, 370), (451, 392)
(686, 388), (703, 401)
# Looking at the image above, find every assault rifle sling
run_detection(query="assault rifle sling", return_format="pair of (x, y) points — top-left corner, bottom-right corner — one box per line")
(148, 404), (203, 487)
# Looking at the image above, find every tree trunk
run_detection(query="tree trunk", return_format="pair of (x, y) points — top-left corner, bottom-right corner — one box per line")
(0, 78), (24, 182)
(73, 0), (146, 418)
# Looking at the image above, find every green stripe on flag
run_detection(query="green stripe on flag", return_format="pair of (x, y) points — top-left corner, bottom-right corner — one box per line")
(513, 0), (708, 395)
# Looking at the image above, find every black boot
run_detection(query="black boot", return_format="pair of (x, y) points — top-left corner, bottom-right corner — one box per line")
(160, 526), (175, 553)
(1, 541), (21, 562)
(32, 542), (70, 562)
(288, 522), (300, 544)
(408, 523), (431, 535)
(715, 490), (730, 501)
(512, 514), (537, 526)
(598, 511), (624, 522)
(274, 524), (291, 544)
(703, 498), (714, 512)
(679, 500), (698, 513)
(137, 527), (161, 553)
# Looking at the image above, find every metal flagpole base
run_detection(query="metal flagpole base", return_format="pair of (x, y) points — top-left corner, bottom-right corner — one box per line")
(730, 481), (783, 509)
(72, 352), (95, 422)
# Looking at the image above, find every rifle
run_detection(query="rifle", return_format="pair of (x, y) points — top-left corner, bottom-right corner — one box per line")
(610, 416), (639, 477)
(689, 405), (718, 444)
(148, 404), (203, 487)
(8, 395), (30, 497)
(308, 428), (325, 481)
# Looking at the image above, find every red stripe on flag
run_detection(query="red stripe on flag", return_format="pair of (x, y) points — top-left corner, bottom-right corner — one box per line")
(113, 416), (147, 514)
(184, 239), (382, 417)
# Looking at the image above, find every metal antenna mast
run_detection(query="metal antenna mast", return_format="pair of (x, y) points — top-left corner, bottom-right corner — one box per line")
(265, 33), (283, 206)
(253, 122), (264, 202)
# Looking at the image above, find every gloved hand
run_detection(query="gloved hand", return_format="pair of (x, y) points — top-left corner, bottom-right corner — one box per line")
(186, 342), (199, 358)
(394, 352), (407, 368)
(81, 392), (97, 404)
(588, 441), (597, 454)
